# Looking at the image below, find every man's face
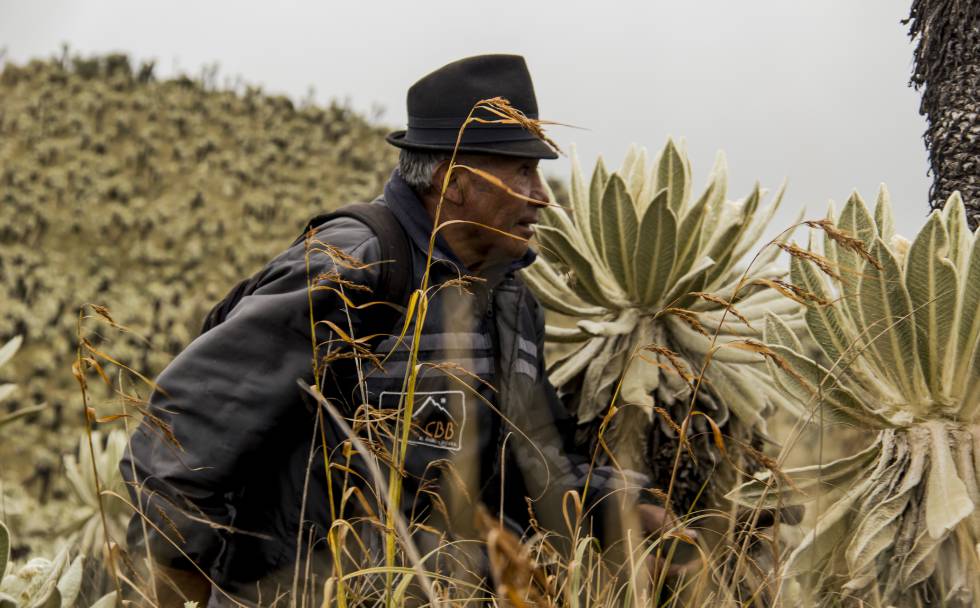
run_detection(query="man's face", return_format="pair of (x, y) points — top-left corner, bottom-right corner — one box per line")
(450, 154), (546, 266)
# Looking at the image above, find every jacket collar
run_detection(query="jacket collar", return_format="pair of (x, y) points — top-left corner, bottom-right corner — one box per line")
(382, 170), (537, 283)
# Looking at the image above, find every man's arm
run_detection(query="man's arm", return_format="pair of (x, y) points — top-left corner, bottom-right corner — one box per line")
(120, 218), (381, 575)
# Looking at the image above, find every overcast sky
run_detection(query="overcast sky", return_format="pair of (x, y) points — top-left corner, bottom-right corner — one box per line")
(1, 0), (931, 242)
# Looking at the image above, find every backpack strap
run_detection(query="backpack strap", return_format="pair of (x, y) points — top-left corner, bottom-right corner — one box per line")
(200, 200), (414, 334)
(304, 201), (415, 327)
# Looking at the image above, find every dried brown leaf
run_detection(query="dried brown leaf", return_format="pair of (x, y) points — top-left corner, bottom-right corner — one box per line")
(692, 411), (726, 455)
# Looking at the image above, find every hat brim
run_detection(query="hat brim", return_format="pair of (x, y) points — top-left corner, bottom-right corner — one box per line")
(385, 130), (559, 160)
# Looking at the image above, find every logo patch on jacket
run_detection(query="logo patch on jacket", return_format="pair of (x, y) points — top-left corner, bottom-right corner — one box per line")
(379, 390), (466, 451)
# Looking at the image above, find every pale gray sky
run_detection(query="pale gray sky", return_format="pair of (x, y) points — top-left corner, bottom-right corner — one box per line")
(1, 0), (931, 242)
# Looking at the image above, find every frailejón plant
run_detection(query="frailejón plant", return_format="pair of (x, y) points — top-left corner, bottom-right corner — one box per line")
(525, 140), (800, 485)
(734, 190), (980, 606)
(62, 430), (128, 560)
(0, 520), (115, 608)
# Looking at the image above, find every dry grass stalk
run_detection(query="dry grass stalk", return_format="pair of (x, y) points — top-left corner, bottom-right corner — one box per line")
(803, 218), (880, 268)
(471, 96), (564, 158)
(662, 307), (709, 337)
(306, 238), (377, 271)
(653, 406), (684, 436)
(727, 339), (815, 393)
(642, 344), (697, 386)
(690, 292), (754, 329)
(738, 442), (798, 494)
(313, 270), (373, 293)
(436, 274), (485, 297)
(776, 242), (840, 280)
(477, 505), (557, 608)
(453, 164), (559, 209)
(749, 277), (830, 307)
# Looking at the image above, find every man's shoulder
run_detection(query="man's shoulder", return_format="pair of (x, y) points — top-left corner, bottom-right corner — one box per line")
(247, 213), (382, 299)
(307, 215), (381, 258)
(276, 211), (381, 265)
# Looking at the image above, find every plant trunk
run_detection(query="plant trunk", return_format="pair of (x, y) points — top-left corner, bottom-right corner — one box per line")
(907, 0), (980, 228)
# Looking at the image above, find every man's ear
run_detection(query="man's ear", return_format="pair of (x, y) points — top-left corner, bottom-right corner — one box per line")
(431, 159), (464, 206)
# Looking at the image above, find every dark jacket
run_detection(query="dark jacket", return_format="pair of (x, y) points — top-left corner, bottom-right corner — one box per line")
(121, 171), (643, 603)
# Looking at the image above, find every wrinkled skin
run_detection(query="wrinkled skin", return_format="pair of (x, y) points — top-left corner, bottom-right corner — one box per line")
(422, 153), (546, 271)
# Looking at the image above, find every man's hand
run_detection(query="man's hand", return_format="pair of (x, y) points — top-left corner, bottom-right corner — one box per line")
(636, 503), (701, 577)
(151, 561), (212, 607)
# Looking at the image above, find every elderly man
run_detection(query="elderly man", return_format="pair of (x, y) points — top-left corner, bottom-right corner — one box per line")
(122, 54), (680, 607)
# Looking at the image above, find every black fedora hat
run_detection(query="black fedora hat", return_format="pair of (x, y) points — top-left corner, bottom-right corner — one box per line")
(386, 54), (558, 160)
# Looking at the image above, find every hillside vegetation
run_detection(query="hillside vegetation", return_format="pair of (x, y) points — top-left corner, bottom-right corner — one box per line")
(0, 53), (396, 442)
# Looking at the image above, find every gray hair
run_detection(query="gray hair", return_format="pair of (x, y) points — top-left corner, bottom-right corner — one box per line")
(398, 149), (451, 194)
